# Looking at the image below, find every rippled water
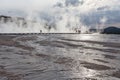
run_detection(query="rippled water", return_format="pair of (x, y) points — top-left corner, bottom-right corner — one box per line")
(0, 34), (120, 80)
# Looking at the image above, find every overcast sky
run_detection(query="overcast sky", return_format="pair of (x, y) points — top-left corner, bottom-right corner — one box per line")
(0, 0), (120, 27)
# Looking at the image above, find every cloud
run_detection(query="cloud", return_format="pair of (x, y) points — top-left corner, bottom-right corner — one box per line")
(55, 0), (120, 27)
(65, 0), (80, 6)
(0, 0), (120, 33)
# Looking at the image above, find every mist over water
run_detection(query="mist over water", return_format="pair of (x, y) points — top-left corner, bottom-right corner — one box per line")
(0, 0), (120, 33)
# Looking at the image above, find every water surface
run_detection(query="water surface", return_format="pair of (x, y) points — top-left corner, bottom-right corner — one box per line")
(0, 34), (120, 80)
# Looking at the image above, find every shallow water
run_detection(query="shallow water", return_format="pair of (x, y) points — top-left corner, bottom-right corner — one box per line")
(0, 34), (120, 80)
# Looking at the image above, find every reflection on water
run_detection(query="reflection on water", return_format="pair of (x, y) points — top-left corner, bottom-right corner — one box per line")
(0, 34), (120, 80)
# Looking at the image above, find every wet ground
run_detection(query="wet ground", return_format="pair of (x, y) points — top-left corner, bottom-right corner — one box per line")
(0, 34), (120, 80)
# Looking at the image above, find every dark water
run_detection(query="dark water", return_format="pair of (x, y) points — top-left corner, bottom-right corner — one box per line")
(0, 34), (120, 80)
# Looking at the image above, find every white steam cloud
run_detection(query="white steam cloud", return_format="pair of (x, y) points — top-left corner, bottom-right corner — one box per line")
(0, 0), (120, 33)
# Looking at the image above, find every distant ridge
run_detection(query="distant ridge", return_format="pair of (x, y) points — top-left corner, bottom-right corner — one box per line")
(0, 15), (25, 22)
(102, 26), (120, 34)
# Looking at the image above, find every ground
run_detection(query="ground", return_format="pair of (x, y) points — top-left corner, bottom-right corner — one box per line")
(0, 34), (120, 80)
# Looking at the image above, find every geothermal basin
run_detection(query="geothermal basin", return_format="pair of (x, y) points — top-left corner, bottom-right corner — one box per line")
(0, 34), (120, 80)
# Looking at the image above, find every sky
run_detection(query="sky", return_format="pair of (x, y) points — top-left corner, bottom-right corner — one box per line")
(0, 0), (120, 32)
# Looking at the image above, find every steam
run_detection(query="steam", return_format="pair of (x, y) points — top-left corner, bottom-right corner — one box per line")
(0, 0), (120, 33)
(99, 16), (108, 29)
